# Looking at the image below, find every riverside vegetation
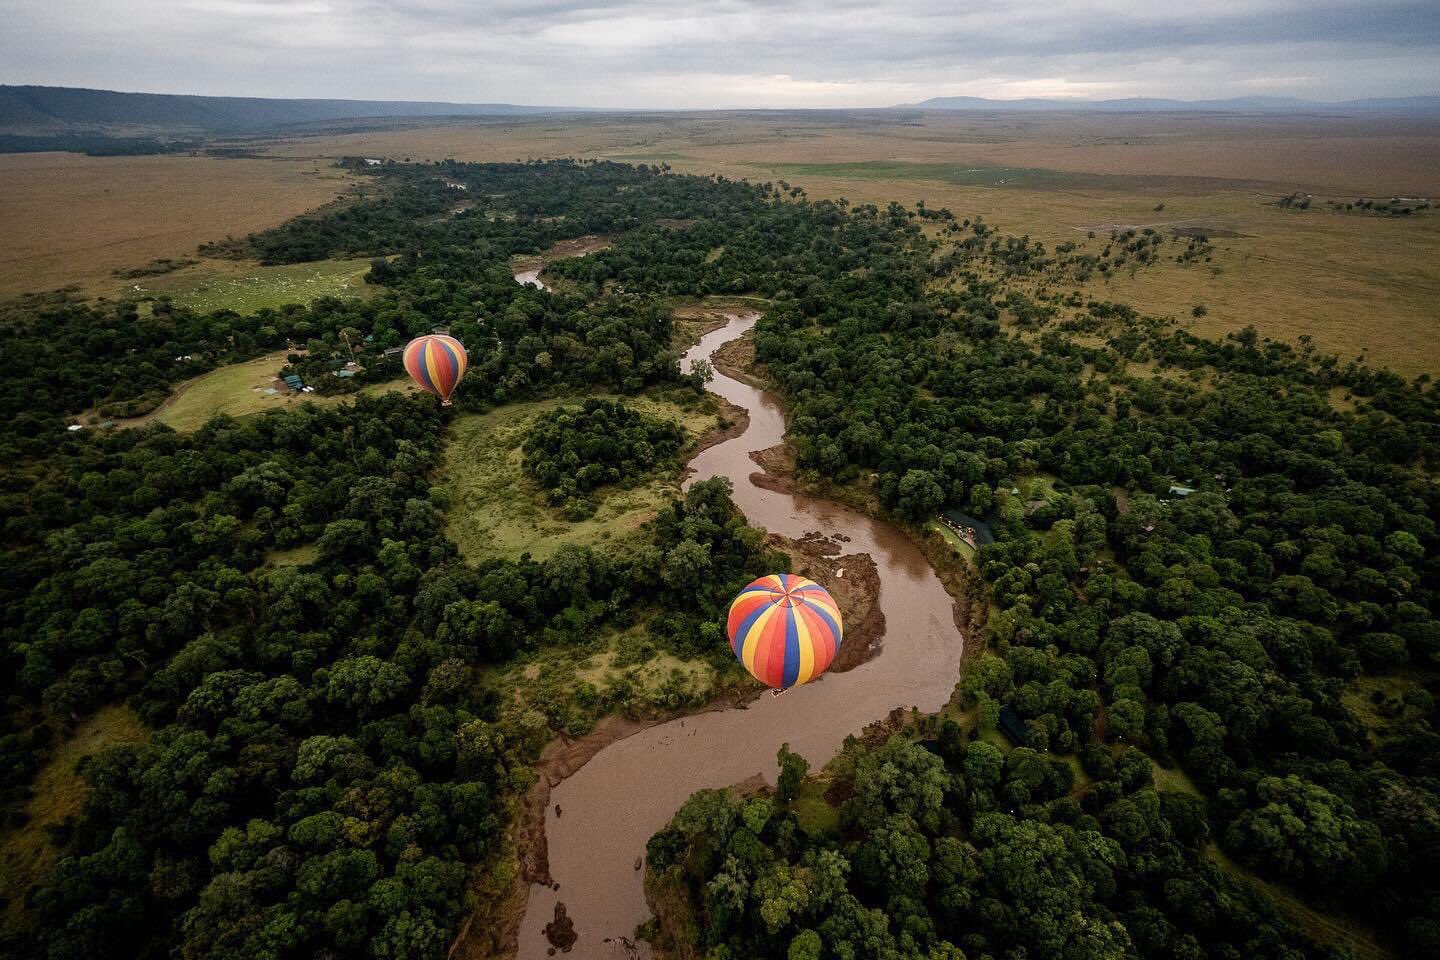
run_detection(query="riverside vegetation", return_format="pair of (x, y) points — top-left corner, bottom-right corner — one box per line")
(0, 157), (1436, 960)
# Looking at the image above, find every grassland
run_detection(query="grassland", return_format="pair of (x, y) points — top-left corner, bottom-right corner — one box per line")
(1341, 671), (1431, 742)
(0, 706), (149, 929)
(927, 520), (977, 562)
(83, 349), (417, 432)
(136, 257), (377, 313)
(485, 623), (726, 736)
(8, 112), (1435, 372)
(0, 152), (352, 297)
(439, 390), (722, 563)
(248, 111), (1439, 375)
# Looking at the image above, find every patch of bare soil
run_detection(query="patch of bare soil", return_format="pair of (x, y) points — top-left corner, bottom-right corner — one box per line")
(670, 304), (733, 352)
(769, 533), (885, 674)
(748, 440), (796, 486)
(712, 335), (764, 388)
(547, 234), (613, 258)
(509, 234), (613, 273)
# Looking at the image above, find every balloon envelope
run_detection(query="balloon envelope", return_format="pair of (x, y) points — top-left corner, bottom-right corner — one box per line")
(726, 574), (843, 689)
(404, 334), (468, 404)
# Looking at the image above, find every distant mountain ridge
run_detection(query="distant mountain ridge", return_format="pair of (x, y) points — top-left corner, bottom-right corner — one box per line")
(903, 94), (1440, 114)
(0, 85), (585, 133)
(5, 85), (1439, 137)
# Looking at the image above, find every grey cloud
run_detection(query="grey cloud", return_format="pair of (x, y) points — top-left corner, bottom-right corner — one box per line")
(1, 0), (1436, 106)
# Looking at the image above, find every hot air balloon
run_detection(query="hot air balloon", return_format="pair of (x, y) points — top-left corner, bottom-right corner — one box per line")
(726, 574), (843, 692)
(403, 334), (468, 406)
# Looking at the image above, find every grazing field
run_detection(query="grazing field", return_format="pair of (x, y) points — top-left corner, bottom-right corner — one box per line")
(440, 391), (722, 563)
(258, 112), (1440, 375)
(0, 706), (149, 930)
(136, 257), (377, 313)
(83, 350), (416, 432)
(0, 151), (351, 297)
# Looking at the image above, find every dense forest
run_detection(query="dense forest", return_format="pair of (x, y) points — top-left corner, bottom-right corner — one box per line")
(2, 157), (1438, 960)
(522, 398), (686, 517)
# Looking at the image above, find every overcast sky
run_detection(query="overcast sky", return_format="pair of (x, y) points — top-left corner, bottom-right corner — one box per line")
(2, 0), (1438, 108)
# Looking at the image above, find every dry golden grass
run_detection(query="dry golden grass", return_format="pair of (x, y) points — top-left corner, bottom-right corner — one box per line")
(0, 152), (352, 297)
(6, 112), (1436, 372)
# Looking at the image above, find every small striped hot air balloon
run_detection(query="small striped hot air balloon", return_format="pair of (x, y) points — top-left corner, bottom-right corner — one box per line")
(403, 334), (468, 406)
(726, 574), (843, 691)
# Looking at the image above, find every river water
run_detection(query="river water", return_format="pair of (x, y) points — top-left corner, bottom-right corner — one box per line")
(514, 312), (966, 958)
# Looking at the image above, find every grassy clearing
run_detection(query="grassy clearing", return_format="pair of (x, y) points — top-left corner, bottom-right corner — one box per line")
(264, 543), (321, 569)
(135, 257), (377, 313)
(0, 706), (149, 929)
(439, 389), (721, 563)
(928, 520), (977, 562)
(1341, 672), (1432, 741)
(791, 779), (840, 838)
(1151, 762), (1204, 797)
(1205, 844), (1393, 960)
(484, 624), (726, 735)
(84, 350), (416, 432)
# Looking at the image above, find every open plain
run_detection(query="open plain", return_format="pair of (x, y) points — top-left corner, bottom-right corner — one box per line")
(4, 111), (1436, 373)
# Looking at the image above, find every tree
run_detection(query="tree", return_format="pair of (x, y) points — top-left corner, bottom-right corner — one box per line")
(1224, 775), (1388, 891)
(897, 469), (946, 520)
(777, 742), (809, 806)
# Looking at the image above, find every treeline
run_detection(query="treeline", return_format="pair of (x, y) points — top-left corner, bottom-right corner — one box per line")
(0, 134), (197, 156)
(649, 733), (1327, 960)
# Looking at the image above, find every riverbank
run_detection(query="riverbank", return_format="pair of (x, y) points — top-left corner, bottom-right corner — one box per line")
(448, 537), (885, 960)
(726, 333), (990, 664)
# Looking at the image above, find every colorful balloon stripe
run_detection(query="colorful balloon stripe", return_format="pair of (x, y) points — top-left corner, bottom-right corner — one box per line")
(726, 573), (843, 689)
(403, 334), (468, 404)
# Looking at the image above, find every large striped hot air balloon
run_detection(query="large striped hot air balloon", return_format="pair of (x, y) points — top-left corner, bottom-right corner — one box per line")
(403, 334), (468, 406)
(726, 574), (843, 691)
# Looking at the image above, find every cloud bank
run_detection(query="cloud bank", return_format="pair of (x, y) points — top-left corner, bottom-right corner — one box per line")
(2, 0), (1437, 108)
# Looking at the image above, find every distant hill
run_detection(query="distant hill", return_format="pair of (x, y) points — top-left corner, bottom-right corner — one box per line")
(903, 95), (1440, 114)
(0, 85), (584, 134)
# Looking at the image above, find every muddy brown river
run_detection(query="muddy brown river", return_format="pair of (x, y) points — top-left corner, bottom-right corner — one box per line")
(514, 312), (966, 958)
